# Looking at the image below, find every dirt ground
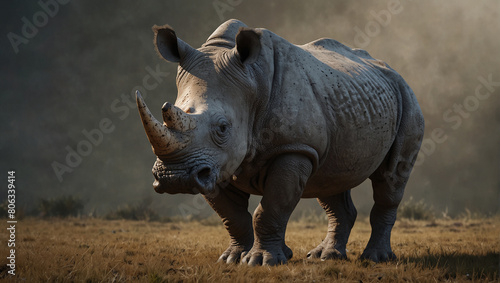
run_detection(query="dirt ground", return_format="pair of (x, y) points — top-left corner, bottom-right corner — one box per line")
(1, 217), (499, 282)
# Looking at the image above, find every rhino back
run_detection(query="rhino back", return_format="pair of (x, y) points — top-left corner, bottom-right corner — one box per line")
(250, 34), (411, 196)
(299, 37), (402, 134)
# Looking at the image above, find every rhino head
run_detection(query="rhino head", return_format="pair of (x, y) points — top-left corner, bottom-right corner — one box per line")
(136, 20), (263, 195)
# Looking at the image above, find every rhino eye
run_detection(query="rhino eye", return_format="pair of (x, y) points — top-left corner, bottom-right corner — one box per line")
(219, 124), (228, 133)
(212, 117), (231, 147)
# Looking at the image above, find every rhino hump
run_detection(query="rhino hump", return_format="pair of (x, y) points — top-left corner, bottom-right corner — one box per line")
(203, 19), (247, 49)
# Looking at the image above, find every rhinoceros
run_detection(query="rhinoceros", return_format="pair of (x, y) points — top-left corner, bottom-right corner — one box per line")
(136, 19), (424, 266)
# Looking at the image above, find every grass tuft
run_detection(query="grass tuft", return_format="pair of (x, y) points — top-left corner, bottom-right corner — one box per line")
(105, 197), (160, 221)
(35, 195), (85, 218)
(398, 197), (435, 221)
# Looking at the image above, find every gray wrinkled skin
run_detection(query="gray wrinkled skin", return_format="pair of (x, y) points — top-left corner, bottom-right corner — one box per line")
(136, 19), (424, 266)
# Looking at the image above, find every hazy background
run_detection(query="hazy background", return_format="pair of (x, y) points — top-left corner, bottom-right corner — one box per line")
(1, 0), (498, 219)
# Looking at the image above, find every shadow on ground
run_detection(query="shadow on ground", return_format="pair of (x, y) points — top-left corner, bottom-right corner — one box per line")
(405, 252), (499, 280)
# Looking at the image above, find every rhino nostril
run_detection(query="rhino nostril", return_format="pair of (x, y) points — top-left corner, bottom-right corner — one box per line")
(196, 167), (212, 184)
(192, 166), (216, 194)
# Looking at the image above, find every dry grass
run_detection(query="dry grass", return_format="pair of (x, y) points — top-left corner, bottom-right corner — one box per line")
(1, 217), (498, 282)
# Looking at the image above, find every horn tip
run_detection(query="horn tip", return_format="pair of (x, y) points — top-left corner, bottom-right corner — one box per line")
(162, 102), (172, 112)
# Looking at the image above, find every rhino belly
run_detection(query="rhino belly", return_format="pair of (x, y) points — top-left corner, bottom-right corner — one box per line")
(302, 122), (395, 198)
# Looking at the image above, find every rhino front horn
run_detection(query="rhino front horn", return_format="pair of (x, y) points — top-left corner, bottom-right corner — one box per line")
(136, 90), (189, 156)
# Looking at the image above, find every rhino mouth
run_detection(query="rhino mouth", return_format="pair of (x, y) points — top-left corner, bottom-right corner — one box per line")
(152, 158), (218, 195)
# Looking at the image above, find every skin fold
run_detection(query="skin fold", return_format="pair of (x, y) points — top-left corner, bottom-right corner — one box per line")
(136, 19), (424, 266)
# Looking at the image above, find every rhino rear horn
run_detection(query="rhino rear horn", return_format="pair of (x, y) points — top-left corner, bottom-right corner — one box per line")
(136, 90), (189, 156)
(162, 102), (196, 131)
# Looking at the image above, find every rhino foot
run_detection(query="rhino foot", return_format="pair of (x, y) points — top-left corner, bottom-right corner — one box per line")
(217, 243), (252, 264)
(307, 240), (347, 260)
(241, 242), (293, 266)
(360, 248), (397, 262)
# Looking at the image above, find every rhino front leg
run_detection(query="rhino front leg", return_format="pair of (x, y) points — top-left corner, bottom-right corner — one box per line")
(307, 190), (357, 260)
(203, 184), (254, 264)
(241, 153), (313, 266)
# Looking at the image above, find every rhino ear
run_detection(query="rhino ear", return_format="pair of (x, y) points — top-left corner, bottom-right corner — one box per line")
(235, 28), (261, 65)
(153, 25), (195, 63)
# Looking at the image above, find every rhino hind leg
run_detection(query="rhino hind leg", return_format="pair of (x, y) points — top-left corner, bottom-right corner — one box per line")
(307, 190), (357, 260)
(241, 153), (313, 266)
(203, 184), (254, 264)
(362, 119), (423, 262)
(362, 170), (407, 262)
